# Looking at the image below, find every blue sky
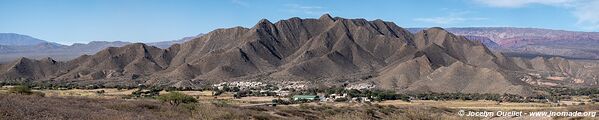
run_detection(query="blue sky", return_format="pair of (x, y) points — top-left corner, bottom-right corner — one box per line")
(1, 0), (598, 45)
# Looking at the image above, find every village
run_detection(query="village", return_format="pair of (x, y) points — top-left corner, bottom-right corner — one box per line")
(206, 81), (599, 107)
(3, 78), (599, 108)
(210, 81), (380, 104)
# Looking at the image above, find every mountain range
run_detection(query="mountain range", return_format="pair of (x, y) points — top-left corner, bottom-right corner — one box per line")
(407, 27), (599, 59)
(0, 33), (51, 46)
(0, 33), (203, 63)
(2, 15), (599, 96)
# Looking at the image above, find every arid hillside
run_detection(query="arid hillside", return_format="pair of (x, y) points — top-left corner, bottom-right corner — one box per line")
(407, 27), (599, 59)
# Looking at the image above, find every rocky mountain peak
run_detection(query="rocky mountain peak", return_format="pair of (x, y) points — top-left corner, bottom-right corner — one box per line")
(319, 13), (336, 22)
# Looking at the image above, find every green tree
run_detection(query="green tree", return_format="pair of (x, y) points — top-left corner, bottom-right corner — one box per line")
(9, 85), (32, 94)
(156, 92), (197, 106)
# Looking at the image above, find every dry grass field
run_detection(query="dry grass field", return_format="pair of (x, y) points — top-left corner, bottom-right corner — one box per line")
(39, 89), (137, 98)
(0, 93), (471, 120)
(6, 86), (599, 120)
(377, 100), (565, 111)
(0, 86), (583, 111)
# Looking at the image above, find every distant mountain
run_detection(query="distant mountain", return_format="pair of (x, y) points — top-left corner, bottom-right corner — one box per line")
(461, 35), (500, 48)
(0, 34), (202, 63)
(407, 27), (599, 59)
(147, 33), (204, 48)
(0, 33), (49, 46)
(0, 41), (129, 63)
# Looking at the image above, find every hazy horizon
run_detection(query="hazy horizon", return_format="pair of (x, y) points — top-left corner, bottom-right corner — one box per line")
(2, 0), (598, 45)
(4, 25), (598, 46)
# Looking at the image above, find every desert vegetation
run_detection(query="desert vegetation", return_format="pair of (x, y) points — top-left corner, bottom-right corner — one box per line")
(8, 85), (32, 94)
(156, 92), (198, 106)
(0, 93), (471, 120)
(6, 85), (45, 96)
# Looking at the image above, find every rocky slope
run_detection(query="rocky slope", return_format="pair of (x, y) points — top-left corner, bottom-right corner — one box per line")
(407, 27), (599, 59)
(4, 15), (598, 96)
(511, 57), (599, 87)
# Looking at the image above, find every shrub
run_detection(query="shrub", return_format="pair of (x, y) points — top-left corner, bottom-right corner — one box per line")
(213, 90), (224, 96)
(165, 87), (177, 92)
(130, 89), (160, 98)
(211, 100), (230, 107)
(9, 85), (32, 94)
(272, 99), (292, 105)
(156, 92), (197, 106)
(334, 98), (348, 102)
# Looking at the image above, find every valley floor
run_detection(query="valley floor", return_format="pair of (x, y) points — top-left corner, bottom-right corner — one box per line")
(0, 93), (467, 120)
(2, 87), (599, 120)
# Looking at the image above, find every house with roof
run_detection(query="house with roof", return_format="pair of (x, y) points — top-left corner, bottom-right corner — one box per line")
(292, 95), (320, 101)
